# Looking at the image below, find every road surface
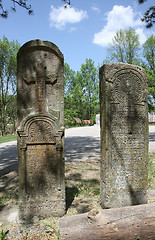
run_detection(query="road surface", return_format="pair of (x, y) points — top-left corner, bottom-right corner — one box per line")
(0, 125), (155, 176)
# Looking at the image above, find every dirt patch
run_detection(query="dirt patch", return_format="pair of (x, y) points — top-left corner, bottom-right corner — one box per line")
(0, 157), (155, 239)
(65, 158), (101, 216)
(0, 158), (100, 239)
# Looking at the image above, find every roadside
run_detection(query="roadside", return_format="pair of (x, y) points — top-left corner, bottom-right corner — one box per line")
(0, 125), (154, 173)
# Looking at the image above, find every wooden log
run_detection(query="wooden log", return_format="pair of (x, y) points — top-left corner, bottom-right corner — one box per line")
(59, 203), (155, 240)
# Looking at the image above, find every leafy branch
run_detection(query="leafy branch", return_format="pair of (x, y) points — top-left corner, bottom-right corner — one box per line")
(139, 0), (155, 28)
(0, 0), (33, 18)
(141, 6), (155, 28)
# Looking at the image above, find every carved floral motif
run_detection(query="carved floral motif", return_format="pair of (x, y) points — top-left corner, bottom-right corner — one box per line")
(28, 120), (54, 143)
(113, 69), (143, 103)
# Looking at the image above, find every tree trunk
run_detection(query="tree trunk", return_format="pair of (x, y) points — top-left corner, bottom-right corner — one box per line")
(1, 109), (6, 136)
(59, 203), (155, 240)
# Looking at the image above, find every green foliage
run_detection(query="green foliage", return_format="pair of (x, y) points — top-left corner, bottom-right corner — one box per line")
(143, 35), (155, 72)
(106, 28), (140, 64)
(77, 179), (100, 197)
(44, 223), (60, 240)
(64, 59), (99, 125)
(142, 35), (155, 110)
(79, 58), (99, 119)
(0, 224), (8, 240)
(148, 153), (155, 189)
(0, 195), (11, 205)
(64, 109), (76, 128)
(0, 33), (154, 135)
(64, 62), (76, 97)
(0, 36), (20, 136)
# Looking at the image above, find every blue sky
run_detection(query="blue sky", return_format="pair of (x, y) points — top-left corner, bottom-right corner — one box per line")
(1, 0), (155, 71)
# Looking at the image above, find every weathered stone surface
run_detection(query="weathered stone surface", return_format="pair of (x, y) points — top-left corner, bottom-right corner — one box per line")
(17, 39), (65, 220)
(100, 63), (148, 208)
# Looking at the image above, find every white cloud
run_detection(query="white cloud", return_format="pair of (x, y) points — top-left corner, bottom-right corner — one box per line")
(91, 5), (100, 13)
(69, 27), (77, 32)
(49, 5), (88, 30)
(93, 5), (146, 47)
(136, 28), (147, 44)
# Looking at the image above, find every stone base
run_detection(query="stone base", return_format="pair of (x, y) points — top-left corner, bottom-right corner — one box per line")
(19, 196), (66, 222)
(100, 188), (148, 209)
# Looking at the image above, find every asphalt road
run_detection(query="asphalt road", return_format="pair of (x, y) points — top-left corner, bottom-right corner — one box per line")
(0, 125), (155, 177)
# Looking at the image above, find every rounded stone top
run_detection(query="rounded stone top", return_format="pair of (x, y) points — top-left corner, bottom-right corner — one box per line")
(100, 63), (146, 77)
(99, 62), (148, 104)
(17, 39), (64, 60)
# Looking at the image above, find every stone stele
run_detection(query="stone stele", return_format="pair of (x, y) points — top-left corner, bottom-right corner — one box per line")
(17, 40), (65, 220)
(100, 63), (148, 208)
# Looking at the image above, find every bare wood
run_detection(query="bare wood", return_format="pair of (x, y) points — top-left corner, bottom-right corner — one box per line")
(59, 203), (155, 240)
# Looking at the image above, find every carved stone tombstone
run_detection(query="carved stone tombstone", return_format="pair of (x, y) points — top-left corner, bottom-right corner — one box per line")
(17, 40), (65, 220)
(100, 63), (148, 208)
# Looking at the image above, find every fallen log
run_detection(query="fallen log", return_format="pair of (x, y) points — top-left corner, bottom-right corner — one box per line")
(59, 203), (155, 240)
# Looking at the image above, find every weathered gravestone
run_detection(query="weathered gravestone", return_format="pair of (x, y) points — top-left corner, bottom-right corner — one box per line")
(100, 63), (148, 208)
(17, 40), (65, 220)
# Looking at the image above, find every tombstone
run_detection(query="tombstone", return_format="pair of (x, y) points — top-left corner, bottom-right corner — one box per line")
(100, 63), (148, 208)
(17, 40), (65, 220)
(96, 114), (100, 126)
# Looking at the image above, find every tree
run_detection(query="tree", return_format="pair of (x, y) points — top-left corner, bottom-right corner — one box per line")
(143, 35), (155, 110)
(64, 65), (84, 121)
(143, 35), (155, 72)
(78, 58), (99, 120)
(64, 62), (76, 98)
(0, 0), (33, 18)
(64, 63), (79, 126)
(6, 94), (17, 133)
(59, 203), (155, 240)
(139, 0), (155, 28)
(106, 28), (141, 65)
(64, 60), (99, 125)
(0, 36), (20, 136)
(62, 0), (70, 8)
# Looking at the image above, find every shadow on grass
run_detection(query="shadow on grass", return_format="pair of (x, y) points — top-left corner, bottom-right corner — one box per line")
(65, 177), (100, 213)
(66, 186), (79, 210)
(0, 172), (18, 212)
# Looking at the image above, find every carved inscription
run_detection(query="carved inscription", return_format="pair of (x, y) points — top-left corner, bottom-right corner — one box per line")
(100, 63), (148, 208)
(26, 145), (58, 195)
(28, 120), (55, 143)
(110, 105), (147, 136)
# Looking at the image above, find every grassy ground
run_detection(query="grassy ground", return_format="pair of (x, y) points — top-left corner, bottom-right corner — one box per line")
(0, 158), (100, 240)
(0, 135), (17, 144)
(0, 153), (155, 239)
(148, 152), (155, 189)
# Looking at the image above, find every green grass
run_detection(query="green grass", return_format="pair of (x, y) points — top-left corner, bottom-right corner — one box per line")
(0, 224), (8, 240)
(0, 134), (17, 143)
(44, 223), (60, 240)
(148, 152), (155, 189)
(76, 179), (100, 197)
(0, 195), (12, 205)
